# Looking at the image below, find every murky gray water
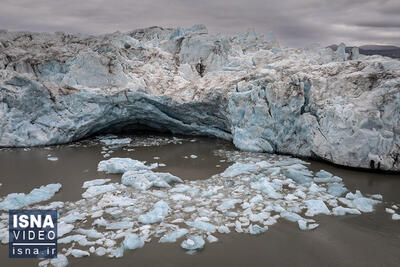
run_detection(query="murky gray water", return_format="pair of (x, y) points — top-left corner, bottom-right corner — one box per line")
(0, 135), (399, 267)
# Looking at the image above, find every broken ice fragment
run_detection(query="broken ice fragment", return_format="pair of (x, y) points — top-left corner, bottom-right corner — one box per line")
(181, 235), (205, 250)
(305, 200), (330, 216)
(82, 184), (116, 198)
(98, 158), (154, 174)
(138, 200), (170, 224)
(207, 235), (218, 243)
(298, 220), (319, 230)
(332, 206), (361, 216)
(186, 221), (216, 233)
(122, 234), (145, 250)
(159, 229), (189, 243)
(71, 249), (90, 258)
(100, 137), (132, 146)
(0, 183), (61, 210)
(248, 224), (268, 235)
(221, 162), (259, 178)
(82, 178), (111, 188)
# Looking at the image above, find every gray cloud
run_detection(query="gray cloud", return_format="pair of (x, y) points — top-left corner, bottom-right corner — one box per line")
(0, 0), (398, 47)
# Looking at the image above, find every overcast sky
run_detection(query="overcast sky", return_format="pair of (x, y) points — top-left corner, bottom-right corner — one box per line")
(0, 0), (399, 47)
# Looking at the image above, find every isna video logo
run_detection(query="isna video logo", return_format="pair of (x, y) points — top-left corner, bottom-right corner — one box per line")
(9, 210), (57, 258)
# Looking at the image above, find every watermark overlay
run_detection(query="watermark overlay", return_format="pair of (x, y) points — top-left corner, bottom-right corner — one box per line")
(9, 210), (57, 258)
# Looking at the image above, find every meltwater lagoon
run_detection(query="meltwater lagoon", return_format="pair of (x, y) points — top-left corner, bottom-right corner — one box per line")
(0, 134), (399, 266)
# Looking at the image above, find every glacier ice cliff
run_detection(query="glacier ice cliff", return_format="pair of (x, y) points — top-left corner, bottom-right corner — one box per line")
(0, 25), (399, 171)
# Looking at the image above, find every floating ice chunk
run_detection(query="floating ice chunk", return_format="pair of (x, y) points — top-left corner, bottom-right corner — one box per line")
(95, 247), (107, 256)
(181, 235), (205, 250)
(82, 178), (111, 188)
(217, 199), (241, 211)
(309, 183), (326, 193)
(255, 161), (272, 169)
(58, 223), (74, 238)
(265, 167), (281, 176)
(283, 166), (313, 184)
(76, 228), (104, 239)
(392, 214), (400, 220)
(385, 208), (395, 214)
(139, 200), (170, 224)
(315, 170), (333, 178)
(207, 235), (218, 243)
(122, 171), (153, 190)
(98, 158), (154, 174)
(170, 194), (191, 201)
(170, 184), (192, 193)
(98, 194), (136, 208)
(218, 226), (230, 233)
(122, 170), (182, 190)
(370, 194), (383, 200)
(235, 221), (243, 233)
(345, 190), (363, 200)
(122, 234), (145, 250)
(0, 183), (61, 210)
(327, 183), (347, 197)
(51, 254), (68, 266)
(60, 211), (86, 223)
(281, 211), (304, 222)
(106, 221), (134, 230)
(41, 254), (68, 267)
(352, 197), (378, 213)
(82, 184), (116, 198)
(93, 217), (108, 227)
(47, 157), (58, 161)
(220, 162), (259, 178)
(58, 235), (94, 246)
(159, 229), (189, 243)
(305, 200), (330, 216)
(332, 206), (361, 216)
(250, 194), (263, 203)
(314, 176), (342, 183)
(249, 212), (270, 223)
(250, 179), (282, 199)
(186, 221), (216, 233)
(100, 138), (132, 146)
(71, 249), (90, 258)
(298, 220), (319, 230)
(248, 224), (268, 235)
(392, 205), (398, 210)
(190, 155), (198, 159)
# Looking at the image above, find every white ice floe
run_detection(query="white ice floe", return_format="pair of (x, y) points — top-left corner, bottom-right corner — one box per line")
(71, 249), (90, 258)
(248, 224), (268, 235)
(305, 200), (331, 216)
(138, 200), (170, 224)
(0, 183), (61, 210)
(159, 229), (189, 243)
(332, 206), (361, 216)
(100, 137), (132, 146)
(122, 234), (145, 250)
(121, 169), (182, 191)
(47, 157), (58, 161)
(186, 221), (216, 233)
(98, 157), (156, 174)
(82, 184), (118, 198)
(82, 178), (111, 188)
(392, 214), (400, 220)
(181, 235), (205, 250)
(190, 155), (198, 159)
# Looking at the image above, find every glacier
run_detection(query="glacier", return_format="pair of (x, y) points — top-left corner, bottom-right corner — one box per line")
(0, 25), (399, 171)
